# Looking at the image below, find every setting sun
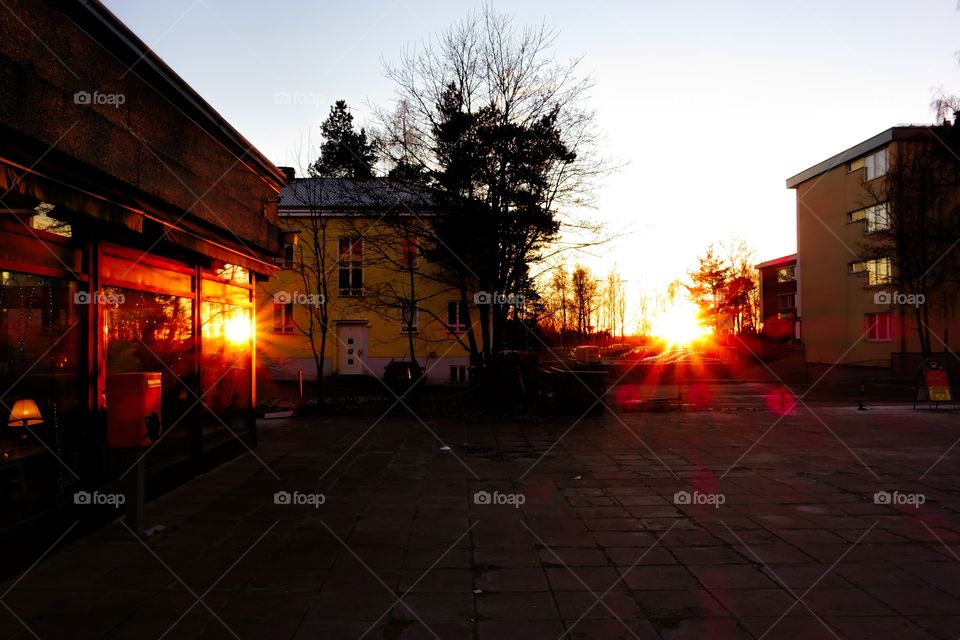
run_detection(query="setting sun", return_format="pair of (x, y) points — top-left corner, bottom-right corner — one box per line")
(224, 313), (252, 345)
(650, 297), (710, 347)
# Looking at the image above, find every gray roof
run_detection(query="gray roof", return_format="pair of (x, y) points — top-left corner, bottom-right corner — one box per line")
(785, 125), (947, 188)
(279, 177), (434, 213)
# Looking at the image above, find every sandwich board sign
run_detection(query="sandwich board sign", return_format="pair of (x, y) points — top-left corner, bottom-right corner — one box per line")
(916, 361), (953, 409)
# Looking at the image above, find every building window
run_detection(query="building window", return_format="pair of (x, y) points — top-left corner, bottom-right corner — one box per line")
(447, 300), (468, 331)
(849, 204), (890, 233)
(338, 237), (363, 296)
(449, 365), (468, 384)
(850, 257), (893, 286)
(280, 232), (299, 269)
(865, 204), (890, 233)
(864, 148), (887, 181)
(777, 293), (796, 310)
(273, 301), (295, 334)
(401, 236), (419, 269)
(776, 266), (796, 283)
(401, 300), (418, 333)
(865, 312), (891, 341)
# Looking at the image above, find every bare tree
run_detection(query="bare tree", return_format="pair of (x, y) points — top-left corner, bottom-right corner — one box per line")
(283, 177), (334, 403)
(601, 267), (627, 340)
(862, 122), (960, 356)
(571, 264), (598, 338)
(374, 5), (612, 366)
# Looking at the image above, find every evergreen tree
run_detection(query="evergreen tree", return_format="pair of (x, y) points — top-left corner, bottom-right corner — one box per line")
(310, 100), (376, 178)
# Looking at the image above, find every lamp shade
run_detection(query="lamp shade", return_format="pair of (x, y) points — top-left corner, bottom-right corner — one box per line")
(8, 399), (43, 427)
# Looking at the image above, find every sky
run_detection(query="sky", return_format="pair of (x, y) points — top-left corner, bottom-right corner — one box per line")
(104, 0), (960, 311)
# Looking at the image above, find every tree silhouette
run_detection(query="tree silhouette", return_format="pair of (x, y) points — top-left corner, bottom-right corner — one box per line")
(310, 100), (376, 178)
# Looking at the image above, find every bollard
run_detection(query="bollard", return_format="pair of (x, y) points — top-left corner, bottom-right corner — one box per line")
(857, 380), (867, 411)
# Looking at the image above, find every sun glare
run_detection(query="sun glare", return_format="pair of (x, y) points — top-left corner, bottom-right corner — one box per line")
(225, 313), (252, 345)
(650, 297), (710, 347)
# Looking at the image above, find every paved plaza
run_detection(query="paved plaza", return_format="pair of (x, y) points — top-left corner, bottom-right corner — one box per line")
(2, 391), (960, 639)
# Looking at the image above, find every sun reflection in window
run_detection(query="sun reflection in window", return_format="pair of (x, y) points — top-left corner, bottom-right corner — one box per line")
(201, 302), (251, 346)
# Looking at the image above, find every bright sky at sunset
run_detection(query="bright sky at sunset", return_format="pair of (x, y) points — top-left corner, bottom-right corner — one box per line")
(105, 0), (960, 318)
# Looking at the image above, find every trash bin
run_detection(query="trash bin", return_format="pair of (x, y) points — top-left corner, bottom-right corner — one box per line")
(106, 372), (162, 448)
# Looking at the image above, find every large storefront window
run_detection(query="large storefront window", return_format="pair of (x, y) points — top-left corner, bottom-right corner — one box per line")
(200, 301), (252, 443)
(104, 288), (195, 469)
(0, 271), (83, 518)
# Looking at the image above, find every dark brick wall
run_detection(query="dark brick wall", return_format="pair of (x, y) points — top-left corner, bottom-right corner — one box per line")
(0, 0), (282, 254)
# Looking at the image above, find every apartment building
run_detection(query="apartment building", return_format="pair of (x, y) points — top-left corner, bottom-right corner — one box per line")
(756, 254), (798, 341)
(786, 119), (960, 372)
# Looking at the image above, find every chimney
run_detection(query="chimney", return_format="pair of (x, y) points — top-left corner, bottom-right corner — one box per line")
(278, 166), (296, 182)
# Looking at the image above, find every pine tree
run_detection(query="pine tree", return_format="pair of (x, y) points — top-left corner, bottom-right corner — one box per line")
(310, 100), (376, 178)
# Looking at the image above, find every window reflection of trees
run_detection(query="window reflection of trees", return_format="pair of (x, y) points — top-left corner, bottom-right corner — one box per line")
(104, 289), (195, 463)
(104, 288), (193, 382)
(200, 301), (251, 435)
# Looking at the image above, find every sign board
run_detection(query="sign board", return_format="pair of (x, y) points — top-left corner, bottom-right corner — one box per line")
(923, 369), (952, 402)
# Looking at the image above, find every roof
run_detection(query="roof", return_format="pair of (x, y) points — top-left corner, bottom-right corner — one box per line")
(785, 125), (950, 189)
(756, 254), (797, 270)
(279, 177), (435, 213)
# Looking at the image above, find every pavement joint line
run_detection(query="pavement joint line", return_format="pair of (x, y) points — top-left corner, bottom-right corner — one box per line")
(919, 520), (960, 563)
(125, 519), (279, 640)
(520, 520), (643, 640)
(721, 521), (842, 640)
(721, 328), (872, 480)
(357, 521), (477, 640)
(318, 519), (442, 640)
(757, 520), (878, 640)
(556, 520), (680, 639)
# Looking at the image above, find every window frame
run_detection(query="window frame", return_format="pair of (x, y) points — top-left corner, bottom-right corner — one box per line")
(338, 236), (364, 296)
(273, 301), (295, 334)
(401, 300), (419, 333)
(777, 293), (796, 310)
(864, 148), (888, 181)
(449, 365), (468, 384)
(865, 312), (892, 342)
(849, 257), (893, 286)
(281, 242), (296, 269)
(776, 266), (796, 283)
(447, 300), (468, 332)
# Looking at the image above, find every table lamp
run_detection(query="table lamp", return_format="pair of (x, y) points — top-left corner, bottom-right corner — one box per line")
(8, 399), (43, 442)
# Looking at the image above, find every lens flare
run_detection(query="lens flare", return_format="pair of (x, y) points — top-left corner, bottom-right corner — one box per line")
(224, 313), (251, 345)
(650, 297), (710, 346)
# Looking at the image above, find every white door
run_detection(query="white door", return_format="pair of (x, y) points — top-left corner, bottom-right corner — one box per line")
(338, 324), (367, 375)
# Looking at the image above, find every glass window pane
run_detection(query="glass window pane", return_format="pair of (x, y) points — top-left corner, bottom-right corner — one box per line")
(104, 287), (195, 469)
(200, 301), (252, 445)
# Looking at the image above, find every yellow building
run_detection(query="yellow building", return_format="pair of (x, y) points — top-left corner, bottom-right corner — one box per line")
(256, 176), (471, 387)
(786, 122), (960, 373)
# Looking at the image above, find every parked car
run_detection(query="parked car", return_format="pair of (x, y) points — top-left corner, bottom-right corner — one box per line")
(624, 346), (659, 361)
(602, 344), (632, 360)
(568, 345), (602, 364)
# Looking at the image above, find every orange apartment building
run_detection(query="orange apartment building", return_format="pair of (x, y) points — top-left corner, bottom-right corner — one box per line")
(786, 120), (960, 375)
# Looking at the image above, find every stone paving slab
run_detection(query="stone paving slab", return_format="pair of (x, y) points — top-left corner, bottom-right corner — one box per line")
(2, 401), (959, 639)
